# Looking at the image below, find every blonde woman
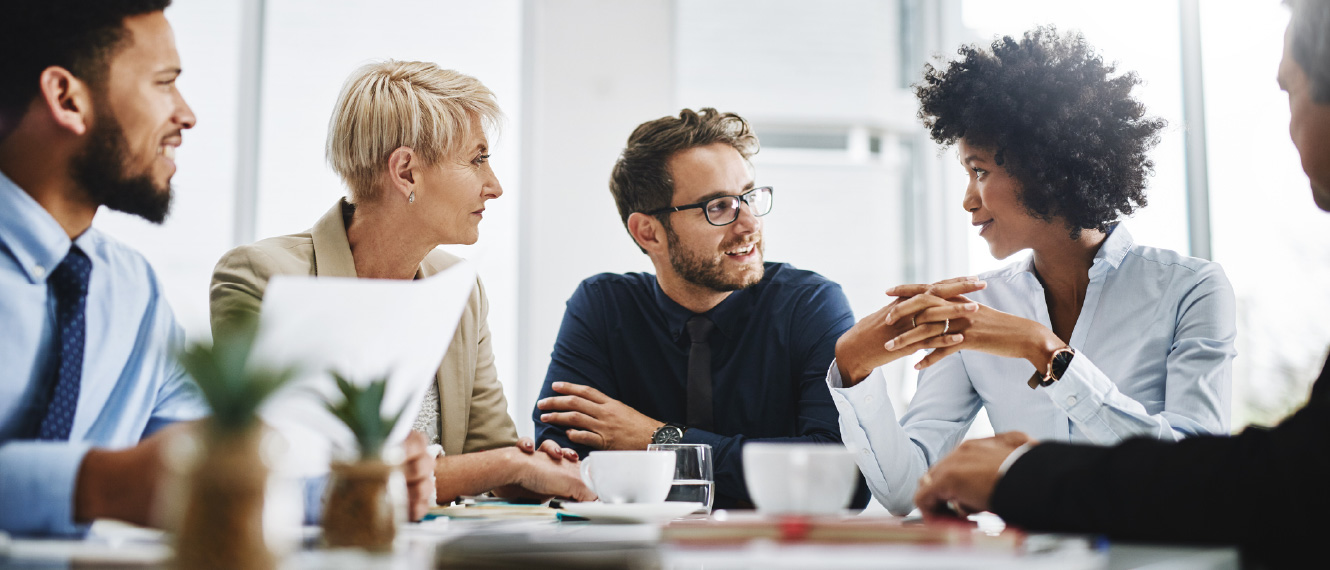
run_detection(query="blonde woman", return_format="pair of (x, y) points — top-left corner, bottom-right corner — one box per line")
(210, 61), (593, 503)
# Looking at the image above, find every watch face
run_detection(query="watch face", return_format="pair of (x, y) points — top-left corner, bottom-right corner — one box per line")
(1050, 348), (1075, 378)
(653, 425), (684, 444)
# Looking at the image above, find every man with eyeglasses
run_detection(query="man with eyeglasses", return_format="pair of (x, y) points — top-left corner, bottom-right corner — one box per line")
(532, 108), (869, 509)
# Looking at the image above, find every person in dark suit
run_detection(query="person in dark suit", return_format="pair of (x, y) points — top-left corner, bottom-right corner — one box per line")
(912, 0), (1330, 565)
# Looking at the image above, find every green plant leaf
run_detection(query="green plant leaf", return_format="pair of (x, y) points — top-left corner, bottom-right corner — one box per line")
(176, 317), (297, 435)
(323, 371), (411, 460)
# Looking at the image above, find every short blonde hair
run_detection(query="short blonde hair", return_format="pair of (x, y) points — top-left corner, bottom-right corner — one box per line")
(326, 60), (502, 201)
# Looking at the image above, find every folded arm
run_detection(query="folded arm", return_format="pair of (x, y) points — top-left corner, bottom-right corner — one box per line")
(434, 444), (594, 504)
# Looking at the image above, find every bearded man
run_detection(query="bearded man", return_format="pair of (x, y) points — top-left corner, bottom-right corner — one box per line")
(532, 108), (869, 509)
(0, 0), (433, 534)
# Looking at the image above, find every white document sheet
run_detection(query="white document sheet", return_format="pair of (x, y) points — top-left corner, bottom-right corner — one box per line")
(250, 261), (476, 478)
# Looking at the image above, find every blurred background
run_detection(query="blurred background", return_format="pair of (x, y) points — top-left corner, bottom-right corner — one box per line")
(108, 0), (1330, 441)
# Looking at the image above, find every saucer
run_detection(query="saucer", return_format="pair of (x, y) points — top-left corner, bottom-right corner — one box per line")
(559, 501), (704, 523)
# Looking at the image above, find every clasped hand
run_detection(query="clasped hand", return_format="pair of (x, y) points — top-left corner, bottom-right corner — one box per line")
(836, 275), (1068, 386)
(884, 280), (1066, 372)
(834, 277), (985, 385)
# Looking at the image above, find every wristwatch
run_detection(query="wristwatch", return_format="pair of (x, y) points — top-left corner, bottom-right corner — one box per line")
(1027, 347), (1076, 389)
(651, 422), (686, 444)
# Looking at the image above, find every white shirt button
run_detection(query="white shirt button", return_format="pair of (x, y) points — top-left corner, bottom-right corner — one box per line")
(1066, 396), (1077, 406)
(864, 395), (874, 403)
(32, 265), (45, 279)
(860, 448), (870, 456)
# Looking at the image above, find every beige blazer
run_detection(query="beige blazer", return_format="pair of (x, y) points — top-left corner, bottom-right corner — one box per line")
(209, 199), (518, 456)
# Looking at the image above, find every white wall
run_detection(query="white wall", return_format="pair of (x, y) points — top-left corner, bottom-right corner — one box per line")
(93, 0), (244, 342)
(516, 0), (677, 436)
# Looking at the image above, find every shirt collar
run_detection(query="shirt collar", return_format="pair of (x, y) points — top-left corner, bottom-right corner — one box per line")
(653, 266), (766, 342)
(1013, 223), (1133, 280)
(0, 169), (76, 284)
(1091, 223), (1133, 274)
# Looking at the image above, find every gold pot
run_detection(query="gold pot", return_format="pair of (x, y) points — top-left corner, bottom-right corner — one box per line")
(323, 459), (399, 551)
(173, 422), (273, 570)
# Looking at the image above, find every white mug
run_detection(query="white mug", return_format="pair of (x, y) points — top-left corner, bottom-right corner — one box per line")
(579, 450), (675, 504)
(742, 443), (859, 515)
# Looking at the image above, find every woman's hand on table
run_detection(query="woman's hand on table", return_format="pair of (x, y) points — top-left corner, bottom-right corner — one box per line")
(517, 436), (579, 462)
(504, 446), (597, 502)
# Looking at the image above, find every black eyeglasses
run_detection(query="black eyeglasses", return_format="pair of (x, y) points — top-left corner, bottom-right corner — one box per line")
(645, 186), (774, 226)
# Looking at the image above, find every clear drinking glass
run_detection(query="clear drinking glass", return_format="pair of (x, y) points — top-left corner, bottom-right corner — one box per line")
(646, 443), (714, 514)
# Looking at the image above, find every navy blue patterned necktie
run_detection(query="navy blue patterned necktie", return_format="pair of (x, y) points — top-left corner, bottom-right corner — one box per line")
(37, 245), (92, 440)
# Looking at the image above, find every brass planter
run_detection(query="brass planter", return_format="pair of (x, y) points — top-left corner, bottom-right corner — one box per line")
(323, 459), (399, 551)
(173, 423), (273, 570)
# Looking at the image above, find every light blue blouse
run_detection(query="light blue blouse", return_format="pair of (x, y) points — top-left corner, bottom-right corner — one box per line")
(829, 225), (1235, 515)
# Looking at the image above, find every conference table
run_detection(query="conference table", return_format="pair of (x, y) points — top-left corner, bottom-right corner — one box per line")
(0, 507), (1240, 569)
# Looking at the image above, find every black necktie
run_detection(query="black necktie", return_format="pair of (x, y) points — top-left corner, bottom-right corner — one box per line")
(37, 246), (92, 440)
(685, 315), (715, 432)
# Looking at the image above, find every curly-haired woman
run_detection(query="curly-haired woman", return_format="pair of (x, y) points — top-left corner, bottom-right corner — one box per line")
(827, 27), (1236, 515)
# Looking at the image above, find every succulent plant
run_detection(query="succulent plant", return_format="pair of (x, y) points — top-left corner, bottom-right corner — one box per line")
(325, 372), (410, 460)
(177, 320), (296, 435)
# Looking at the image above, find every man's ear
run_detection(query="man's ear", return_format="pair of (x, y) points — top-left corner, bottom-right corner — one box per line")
(386, 146), (417, 202)
(627, 212), (667, 255)
(38, 67), (93, 136)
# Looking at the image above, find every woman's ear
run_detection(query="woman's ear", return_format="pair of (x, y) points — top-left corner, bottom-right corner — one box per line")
(386, 146), (417, 202)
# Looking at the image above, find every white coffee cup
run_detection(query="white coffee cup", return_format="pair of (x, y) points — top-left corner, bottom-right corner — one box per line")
(742, 443), (859, 515)
(579, 450), (676, 504)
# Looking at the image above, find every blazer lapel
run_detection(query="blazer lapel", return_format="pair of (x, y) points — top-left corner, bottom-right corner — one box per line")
(419, 255), (472, 456)
(310, 199), (357, 278)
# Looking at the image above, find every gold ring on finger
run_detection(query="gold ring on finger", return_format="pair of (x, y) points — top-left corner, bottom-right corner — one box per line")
(942, 319), (950, 336)
(911, 316), (917, 328)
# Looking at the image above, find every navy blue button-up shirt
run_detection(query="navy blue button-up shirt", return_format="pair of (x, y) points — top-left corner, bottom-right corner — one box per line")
(533, 262), (869, 509)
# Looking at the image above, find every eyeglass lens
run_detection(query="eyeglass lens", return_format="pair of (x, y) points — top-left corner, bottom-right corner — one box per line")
(704, 187), (772, 225)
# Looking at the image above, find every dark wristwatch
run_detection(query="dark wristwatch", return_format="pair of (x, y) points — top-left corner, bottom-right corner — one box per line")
(1027, 347), (1076, 389)
(651, 422), (686, 444)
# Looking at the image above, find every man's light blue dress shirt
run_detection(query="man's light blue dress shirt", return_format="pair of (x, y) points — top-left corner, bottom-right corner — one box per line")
(0, 172), (208, 536)
(829, 226), (1236, 514)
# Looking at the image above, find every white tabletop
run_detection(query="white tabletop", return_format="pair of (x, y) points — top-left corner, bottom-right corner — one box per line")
(0, 516), (1240, 569)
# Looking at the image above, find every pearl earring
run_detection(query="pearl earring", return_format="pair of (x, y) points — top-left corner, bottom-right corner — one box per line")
(409, 191), (415, 204)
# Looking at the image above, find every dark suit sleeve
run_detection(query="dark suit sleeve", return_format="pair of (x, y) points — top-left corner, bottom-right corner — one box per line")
(992, 356), (1330, 560)
(681, 281), (870, 508)
(532, 281), (617, 456)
